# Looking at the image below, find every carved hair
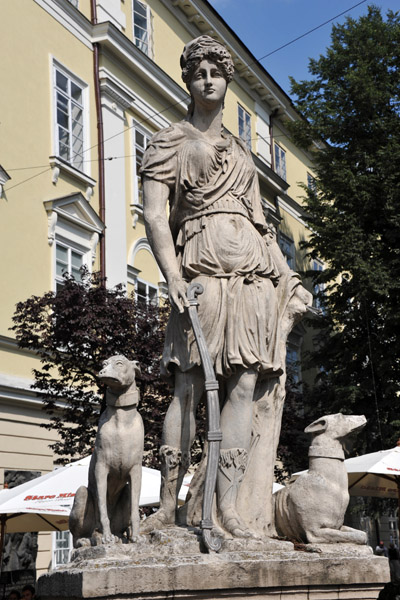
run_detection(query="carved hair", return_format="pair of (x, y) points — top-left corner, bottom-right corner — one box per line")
(180, 35), (234, 86)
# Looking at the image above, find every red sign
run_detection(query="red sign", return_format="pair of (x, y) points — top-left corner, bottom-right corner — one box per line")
(23, 493), (75, 501)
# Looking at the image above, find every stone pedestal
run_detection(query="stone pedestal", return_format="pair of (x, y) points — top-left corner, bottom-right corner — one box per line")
(38, 528), (389, 600)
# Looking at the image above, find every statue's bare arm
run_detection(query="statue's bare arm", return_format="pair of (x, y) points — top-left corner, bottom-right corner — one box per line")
(142, 177), (189, 313)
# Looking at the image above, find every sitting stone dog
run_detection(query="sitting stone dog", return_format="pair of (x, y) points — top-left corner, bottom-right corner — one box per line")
(274, 413), (367, 544)
(70, 355), (144, 547)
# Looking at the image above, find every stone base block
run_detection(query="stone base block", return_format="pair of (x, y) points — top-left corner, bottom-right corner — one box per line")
(37, 529), (389, 600)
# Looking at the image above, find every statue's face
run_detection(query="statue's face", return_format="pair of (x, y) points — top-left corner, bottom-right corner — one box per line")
(189, 59), (227, 110)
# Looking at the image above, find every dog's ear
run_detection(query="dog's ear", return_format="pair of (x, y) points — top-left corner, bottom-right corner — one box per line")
(133, 360), (141, 378)
(304, 417), (327, 434)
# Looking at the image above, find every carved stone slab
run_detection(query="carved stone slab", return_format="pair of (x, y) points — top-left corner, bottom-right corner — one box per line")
(38, 529), (389, 600)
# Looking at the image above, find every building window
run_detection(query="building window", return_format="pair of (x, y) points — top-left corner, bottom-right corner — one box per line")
(312, 259), (325, 311)
(255, 111), (271, 167)
(307, 172), (316, 191)
(133, 0), (151, 55)
(54, 65), (85, 171)
(52, 530), (73, 568)
(67, 0), (79, 7)
(274, 143), (286, 181)
(279, 233), (295, 270)
(45, 193), (103, 292)
(238, 105), (251, 149)
(55, 240), (86, 292)
(136, 279), (158, 306)
(133, 126), (151, 206)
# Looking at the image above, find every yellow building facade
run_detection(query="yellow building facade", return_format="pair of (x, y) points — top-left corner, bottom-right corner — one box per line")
(0, 0), (317, 579)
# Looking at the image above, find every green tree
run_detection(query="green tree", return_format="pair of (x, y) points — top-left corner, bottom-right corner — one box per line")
(289, 6), (400, 451)
(11, 270), (172, 466)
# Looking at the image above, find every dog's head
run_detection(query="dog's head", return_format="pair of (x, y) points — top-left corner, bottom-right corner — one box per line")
(98, 355), (141, 392)
(305, 413), (366, 453)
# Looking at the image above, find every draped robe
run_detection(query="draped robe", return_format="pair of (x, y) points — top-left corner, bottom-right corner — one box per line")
(141, 121), (298, 381)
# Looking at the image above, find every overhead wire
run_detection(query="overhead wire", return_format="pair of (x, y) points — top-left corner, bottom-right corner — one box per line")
(4, 0), (367, 193)
(256, 0), (368, 62)
(5, 134), (293, 173)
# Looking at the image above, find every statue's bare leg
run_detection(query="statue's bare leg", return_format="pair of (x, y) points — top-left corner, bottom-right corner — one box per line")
(217, 367), (257, 538)
(141, 367), (204, 532)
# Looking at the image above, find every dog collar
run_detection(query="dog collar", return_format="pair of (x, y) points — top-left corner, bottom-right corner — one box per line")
(108, 390), (139, 407)
(308, 445), (345, 461)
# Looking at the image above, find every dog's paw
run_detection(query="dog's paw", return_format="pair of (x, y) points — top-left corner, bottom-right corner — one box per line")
(101, 532), (119, 545)
(75, 537), (91, 548)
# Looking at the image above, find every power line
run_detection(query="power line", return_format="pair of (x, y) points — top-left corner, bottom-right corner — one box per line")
(79, 0), (370, 159)
(4, 0), (368, 191)
(257, 0), (368, 62)
(5, 134), (294, 173)
(5, 167), (52, 193)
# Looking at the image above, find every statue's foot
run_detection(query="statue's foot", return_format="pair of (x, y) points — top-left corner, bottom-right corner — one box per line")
(140, 508), (174, 533)
(219, 508), (259, 539)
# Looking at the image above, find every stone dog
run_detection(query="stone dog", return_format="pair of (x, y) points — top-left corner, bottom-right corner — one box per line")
(70, 355), (144, 547)
(274, 413), (367, 545)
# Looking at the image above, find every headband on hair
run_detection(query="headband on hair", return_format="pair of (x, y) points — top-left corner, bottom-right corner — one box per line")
(180, 35), (234, 84)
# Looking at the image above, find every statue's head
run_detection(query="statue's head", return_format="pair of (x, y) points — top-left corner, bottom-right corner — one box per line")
(180, 35), (234, 88)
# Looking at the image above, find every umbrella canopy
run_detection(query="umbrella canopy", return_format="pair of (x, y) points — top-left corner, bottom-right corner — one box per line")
(346, 444), (400, 541)
(345, 445), (400, 499)
(0, 456), (190, 533)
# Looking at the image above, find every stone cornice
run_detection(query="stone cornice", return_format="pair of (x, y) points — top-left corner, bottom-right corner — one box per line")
(33, 0), (93, 49)
(253, 153), (290, 196)
(277, 194), (307, 227)
(0, 334), (37, 358)
(99, 73), (133, 110)
(92, 22), (189, 117)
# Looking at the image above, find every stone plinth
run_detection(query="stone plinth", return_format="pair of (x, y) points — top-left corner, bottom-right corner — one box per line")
(38, 529), (389, 600)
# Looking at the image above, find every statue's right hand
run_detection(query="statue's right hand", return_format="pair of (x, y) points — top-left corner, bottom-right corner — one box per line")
(168, 277), (189, 313)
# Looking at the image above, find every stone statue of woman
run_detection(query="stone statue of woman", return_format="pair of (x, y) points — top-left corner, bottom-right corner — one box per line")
(141, 36), (312, 539)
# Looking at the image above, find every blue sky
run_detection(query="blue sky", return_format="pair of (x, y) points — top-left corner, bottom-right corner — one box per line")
(207, 0), (398, 98)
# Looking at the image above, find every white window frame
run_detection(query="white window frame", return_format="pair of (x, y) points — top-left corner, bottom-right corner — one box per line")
(135, 277), (158, 306)
(52, 60), (89, 174)
(279, 233), (295, 270)
(132, 123), (151, 207)
(55, 236), (88, 292)
(274, 143), (287, 181)
(133, 0), (153, 57)
(52, 530), (73, 569)
(45, 193), (104, 292)
(238, 104), (252, 150)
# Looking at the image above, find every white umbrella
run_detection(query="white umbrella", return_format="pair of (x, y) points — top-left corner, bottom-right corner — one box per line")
(0, 456), (190, 534)
(290, 444), (400, 495)
(345, 444), (400, 499)
(345, 443), (400, 541)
